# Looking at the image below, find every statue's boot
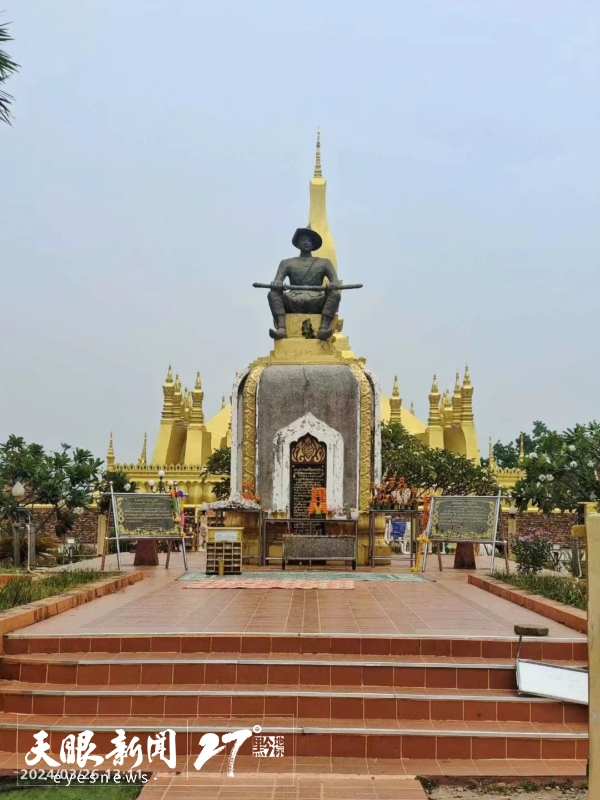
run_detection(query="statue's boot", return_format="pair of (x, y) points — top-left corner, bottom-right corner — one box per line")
(316, 315), (334, 340)
(269, 315), (288, 340)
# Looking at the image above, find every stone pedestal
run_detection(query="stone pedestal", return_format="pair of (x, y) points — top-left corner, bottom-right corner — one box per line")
(134, 540), (159, 566)
(231, 321), (381, 516)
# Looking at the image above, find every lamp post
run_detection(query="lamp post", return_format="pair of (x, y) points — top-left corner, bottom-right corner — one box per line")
(11, 482), (26, 568)
(148, 470), (173, 494)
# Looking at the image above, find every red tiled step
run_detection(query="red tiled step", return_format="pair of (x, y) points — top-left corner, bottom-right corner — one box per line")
(3, 632), (587, 662)
(0, 654), (520, 690)
(0, 751), (589, 784)
(0, 682), (587, 724)
(0, 714), (588, 761)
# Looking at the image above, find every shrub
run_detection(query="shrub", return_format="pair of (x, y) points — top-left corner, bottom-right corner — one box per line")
(512, 529), (552, 574)
(0, 569), (110, 611)
(491, 571), (587, 611)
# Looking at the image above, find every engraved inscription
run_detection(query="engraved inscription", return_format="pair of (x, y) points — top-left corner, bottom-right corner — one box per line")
(291, 464), (327, 520)
(115, 494), (179, 538)
(429, 497), (497, 542)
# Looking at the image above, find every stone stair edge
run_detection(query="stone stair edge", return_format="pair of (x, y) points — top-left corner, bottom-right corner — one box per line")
(0, 716), (587, 738)
(0, 684), (558, 702)
(0, 655), (522, 668)
(5, 631), (586, 642)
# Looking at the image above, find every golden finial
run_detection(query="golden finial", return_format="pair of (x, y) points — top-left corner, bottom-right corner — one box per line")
(410, 401), (415, 414)
(454, 371), (461, 392)
(430, 374), (439, 394)
(314, 128), (322, 178)
(392, 375), (399, 398)
(166, 364), (173, 383)
(107, 431), (115, 468)
(443, 390), (452, 407)
(138, 433), (147, 465)
(518, 433), (525, 465)
(488, 436), (496, 468)
(195, 372), (202, 390)
(221, 394), (226, 409)
(463, 363), (471, 387)
(174, 374), (181, 393)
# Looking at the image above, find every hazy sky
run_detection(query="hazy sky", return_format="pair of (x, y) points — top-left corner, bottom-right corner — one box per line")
(1, 0), (599, 464)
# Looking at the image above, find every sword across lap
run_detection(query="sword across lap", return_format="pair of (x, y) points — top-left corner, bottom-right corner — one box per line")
(252, 282), (363, 291)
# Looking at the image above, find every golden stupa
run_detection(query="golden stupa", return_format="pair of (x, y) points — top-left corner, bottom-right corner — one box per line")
(111, 134), (485, 505)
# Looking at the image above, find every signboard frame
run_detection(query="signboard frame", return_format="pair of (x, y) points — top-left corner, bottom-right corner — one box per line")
(101, 485), (189, 572)
(422, 492), (503, 573)
(516, 659), (588, 705)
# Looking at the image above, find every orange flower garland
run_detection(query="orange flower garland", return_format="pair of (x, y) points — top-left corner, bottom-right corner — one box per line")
(307, 487), (328, 516)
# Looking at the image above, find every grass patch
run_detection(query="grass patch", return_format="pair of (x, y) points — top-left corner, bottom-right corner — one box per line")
(490, 570), (587, 610)
(0, 784), (142, 799)
(0, 569), (115, 612)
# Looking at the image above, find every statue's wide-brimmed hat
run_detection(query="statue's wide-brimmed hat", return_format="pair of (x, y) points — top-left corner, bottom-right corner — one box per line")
(292, 227), (322, 251)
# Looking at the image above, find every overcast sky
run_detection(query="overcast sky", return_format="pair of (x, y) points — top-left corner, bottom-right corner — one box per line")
(1, 0), (599, 464)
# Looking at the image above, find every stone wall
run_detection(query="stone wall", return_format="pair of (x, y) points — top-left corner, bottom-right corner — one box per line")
(500, 511), (577, 547)
(31, 508), (100, 546)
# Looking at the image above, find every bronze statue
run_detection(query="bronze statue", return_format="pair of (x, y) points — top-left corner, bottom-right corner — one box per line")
(267, 227), (341, 340)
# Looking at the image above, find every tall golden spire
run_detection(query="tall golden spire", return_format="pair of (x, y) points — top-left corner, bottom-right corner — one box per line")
(107, 432), (115, 469)
(518, 433), (525, 466)
(389, 375), (402, 423)
(138, 433), (147, 465)
(460, 363), (474, 423)
(308, 129), (337, 269)
(190, 372), (205, 425)
(488, 436), (496, 470)
(172, 375), (183, 422)
(160, 365), (175, 422)
(314, 128), (322, 178)
(441, 389), (452, 428)
(427, 374), (442, 427)
(452, 370), (462, 426)
(182, 388), (192, 425)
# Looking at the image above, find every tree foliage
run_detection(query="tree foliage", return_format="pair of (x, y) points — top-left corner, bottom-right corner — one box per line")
(381, 422), (499, 497)
(0, 435), (103, 538)
(512, 422), (600, 513)
(202, 446), (231, 500)
(0, 18), (19, 124)
(481, 432), (536, 469)
(96, 470), (138, 514)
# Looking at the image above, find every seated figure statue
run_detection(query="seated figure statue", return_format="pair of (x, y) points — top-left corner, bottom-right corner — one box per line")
(267, 227), (341, 340)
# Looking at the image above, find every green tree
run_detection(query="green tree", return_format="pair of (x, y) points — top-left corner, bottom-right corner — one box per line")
(381, 422), (500, 568)
(382, 422), (499, 497)
(481, 432), (536, 468)
(96, 470), (138, 514)
(0, 435), (103, 540)
(0, 18), (19, 124)
(202, 446), (231, 500)
(512, 422), (600, 513)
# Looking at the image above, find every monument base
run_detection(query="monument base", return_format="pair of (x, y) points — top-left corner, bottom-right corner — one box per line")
(134, 540), (159, 566)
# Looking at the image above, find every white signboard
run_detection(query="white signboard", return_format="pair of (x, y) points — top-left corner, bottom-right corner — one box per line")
(214, 530), (239, 542)
(517, 659), (588, 705)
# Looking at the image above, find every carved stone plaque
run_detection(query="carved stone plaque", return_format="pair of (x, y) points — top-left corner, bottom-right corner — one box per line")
(290, 434), (327, 522)
(114, 493), (179, 538)
(429, 496), (498, 543)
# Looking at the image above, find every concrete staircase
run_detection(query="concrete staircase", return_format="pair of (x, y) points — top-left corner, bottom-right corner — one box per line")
(0, 632), (588, 776)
